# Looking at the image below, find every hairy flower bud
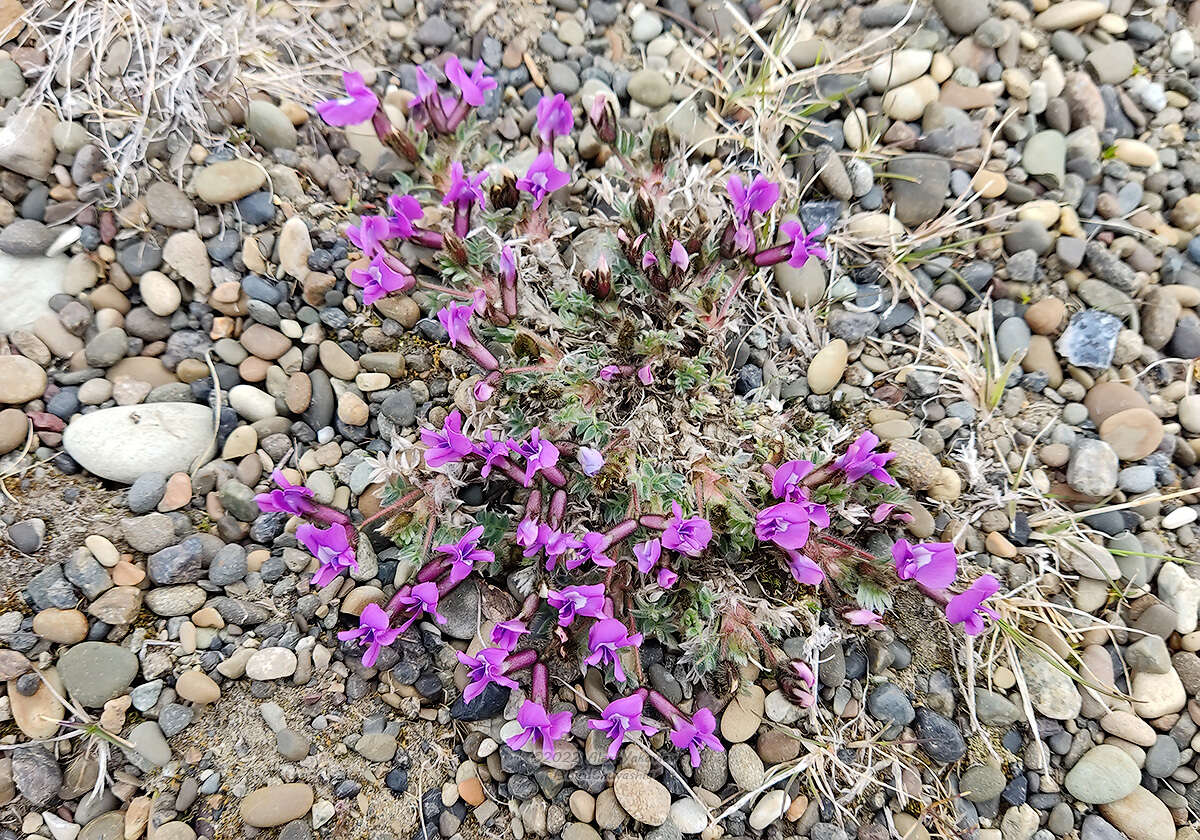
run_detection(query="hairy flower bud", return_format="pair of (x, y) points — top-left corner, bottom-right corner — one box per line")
(649, 126), (671, 164)
(582, 254), (612, 299)
(490, 171), (519, 210)
(444, 233), (469, 266)
(588, 94), (617, 145)
(633, 192), (654, 230)
(383, 129), (419, 163)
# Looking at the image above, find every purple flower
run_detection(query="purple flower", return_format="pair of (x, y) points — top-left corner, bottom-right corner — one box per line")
(669, 707), (724, 768)
(771, 459), (816, 502)
(892, 539), (958, 589)
(507, 700), (572, 758)
(474, 380), (495, 401)
(641, 252), (658, 270)
(339, 603), (402, 668)
(255, 469), (315, 516)
(541, 526), (582, 572)
(946, 574), (1001, 636)
(445, 55), (497, 108)
(634, 538), (662, 574)
(637, 363), (654, 386)
(599, 365), (621, 381)
(728, 174), (780, 252)
(435, 525), (494, 585)
(443, 162), (488, 210)
(833, 431), (897, 485)
(547, 583), (607, 627)
(589, 694), (657, 759)
(421, 410), (474, 468)
(584, 618), (642, 682)
(474, 430), (509, 477)
(728, 174), (780, 220)
(411, 66), (438, 112)
(387, 194), (425, 238)
(395, 581), (447, 632)
(756, 501), (829, 551)
(516, 149), (570, 210)
(515, 518), (543, 556)
(499, 245), (517, 284)
(780, 220), (829, 268)
(491, 619), (528, 651)
(315, 71), (379, 126)
(508, 427), (560, 486)
(661, 502), (713, 557)
(844, 609), (885, 630)
(346, 214), (392, 259)
(536, 93), (574, 145)
(656, 566), (678, 588)
(351, 251), (413, 306)
(785, 550), (825, 585)
(298, 522), (357, 588)
(669, 240), (690, 271)
(568, 531), (614, 571)
(437, 301), (477, 349)
(577, 446), (604, 475)
(456, 646), (517, 702)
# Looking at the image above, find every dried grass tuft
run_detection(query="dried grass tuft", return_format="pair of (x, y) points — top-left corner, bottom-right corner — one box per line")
(21, 0), (369, 200)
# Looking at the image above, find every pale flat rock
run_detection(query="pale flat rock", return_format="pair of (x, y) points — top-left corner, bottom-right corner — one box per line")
(0, 253), (68, 331)
(63, 403), (213, 484)
(1156, 562), (1200, 634)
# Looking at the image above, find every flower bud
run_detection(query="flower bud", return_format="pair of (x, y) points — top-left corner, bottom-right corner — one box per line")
(583, 254), (612, 299)
(490, 171), (519, 210)
(649, 126), (671, 164)
(383, 128), (419, 163)
(719, 223), (739, 259)
(445, 233), (469, 266)
(588, 94), (617, 145)
(633, 192), (654, 230)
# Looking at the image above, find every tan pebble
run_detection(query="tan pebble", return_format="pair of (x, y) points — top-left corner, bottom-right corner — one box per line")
(1040, 443), (1070, 468)
(926, 467), (962, 502)
(985, 531), (1017, 559)
(1024, 298), (1065, 334)
(111, 560), (145, 586)
(458, 777), (485, 807)
(1112, 138), (1157, 168)
(85, 534), (120, 567)
(1083, 381), (1148, 426)
(32, 608), (88, 643)
(1099, 407), (1164, 461)
(191, 607), (225, 628)
(176, 670), (221, 704)
(971, 169), (1007, 198)
(158, 472), (193, 512)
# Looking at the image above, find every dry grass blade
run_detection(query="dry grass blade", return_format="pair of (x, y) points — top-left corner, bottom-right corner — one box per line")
(22, 0), (365, 199)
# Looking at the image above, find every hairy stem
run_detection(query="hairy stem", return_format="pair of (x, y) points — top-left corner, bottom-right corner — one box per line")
(531, 662), (549, 706)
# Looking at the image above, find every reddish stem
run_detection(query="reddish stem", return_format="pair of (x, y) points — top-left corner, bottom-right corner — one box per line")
(647, 690), (686, 727)
(638, 514), (668, 530)
(359, 489), (422, 529)
(503, 648), (539, 674)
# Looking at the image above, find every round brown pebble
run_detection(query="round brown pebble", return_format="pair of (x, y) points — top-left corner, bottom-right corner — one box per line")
(1083, 382), (1148, 427)
(1040, 443), (1070, 467)
(0, 407), (28, 454)
(1024, 298), (1066, 335)
(1099, 407), (1164, 461)
(32, 608), (88, 644)
(176, 670), (221, 705)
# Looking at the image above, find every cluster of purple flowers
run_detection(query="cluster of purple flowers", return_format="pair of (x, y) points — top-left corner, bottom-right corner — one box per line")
(298, 58), (1012, 775)
(420, 410), (567, 488)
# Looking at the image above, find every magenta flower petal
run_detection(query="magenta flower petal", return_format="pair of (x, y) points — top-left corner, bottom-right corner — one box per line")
(536, 93), (574, 145)
(946, 574), (1001, 636)
(298, 522), (357, 587)
(387, 194), (425, 238)
(634, 538), (662, 574)
(315, 71), (380, 126)
(255, 469), (315, 516)
(421, 409), (474, 468)
(891, 539), (958, 589)
(844, 608), (885, 630)
(771, 459), (815, 502)
(443, 161), (488, 209)
(445, 55), (497, 108)
(669, 707), (724, 768)
(669, 240), (690, 271)
(516, 149), (570, 210)
(833, 431), (897, 485)
(508, 427), (560, 486)
(785, 550), (825, 585)
(507, 700), (572, 758)
(756, 501), (829, 551)
(583, 618), (642, 683)
(456, 646), (518, 703)
(352, 251), (413, 306)
(588, 694), (657, 759)
(547, 583), (607, 627)
(661, 502), (712, 557)
(437, 301), (477, 349)
(435, 524), (494, 585)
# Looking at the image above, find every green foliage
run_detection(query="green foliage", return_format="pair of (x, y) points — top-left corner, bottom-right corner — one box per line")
(631, 460), (688, 511)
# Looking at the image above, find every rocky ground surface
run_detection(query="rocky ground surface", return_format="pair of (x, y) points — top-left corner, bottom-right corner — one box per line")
(0, 0), (1199, 839)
